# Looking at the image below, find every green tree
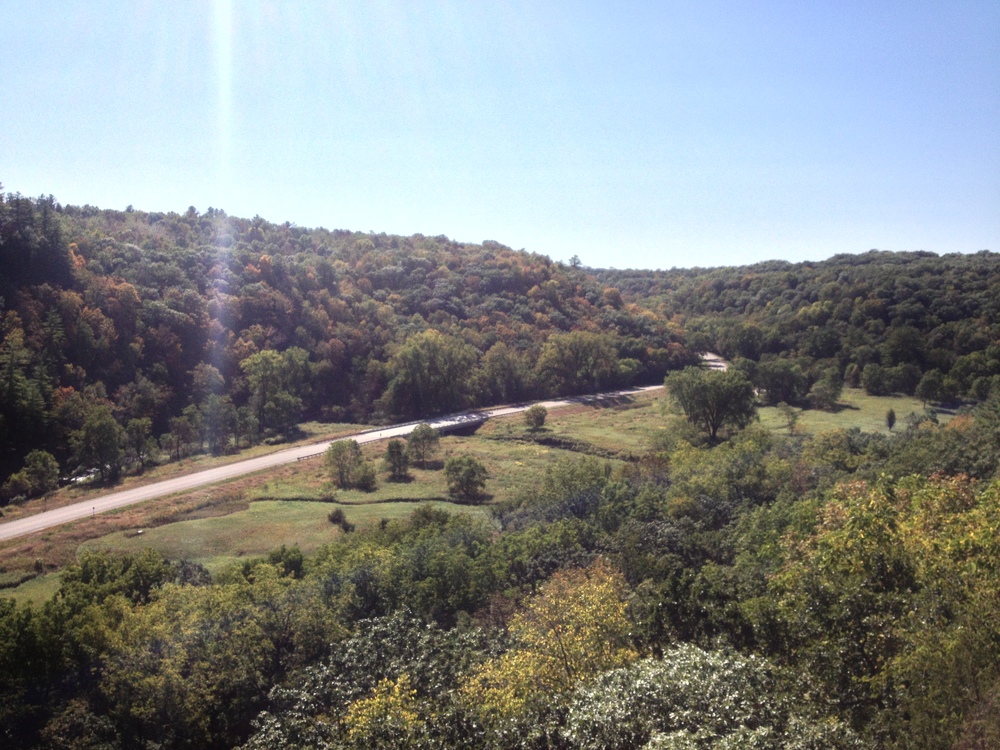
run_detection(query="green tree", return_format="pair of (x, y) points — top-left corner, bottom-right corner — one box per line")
(263, 389), (304, 435)
(200, 394), (237, 455)
(380, 330), (479, 419)
(915, 369), (946, 406)
(666, 367), (757, 442)
(771, 475), (1000, 748)
(536, 331), (620, 395)
(808, 368), (844, 410)
(162, 414), (197, 461)
(524, 404), (547, 431)
(125, 417), (157, 471)
(71, 405), (126, 482)
(479, 342), (533, 403)
(234, 406), (259, 449)
(326, 440), (364, 489)
(862, 363), (890, 396)
(718, 322), (763, 361)
(383, 439), (409, 482)
(444, 455), (489, 502)
(407, 424), (440, 469)
(1, 449), (60, 501)
(114, 374), (169, 424)
(754, 359), (806, 405)
(0, 317), (46, 456)
(462, 559), (636, 721)
(99, 566), (338, 750)
(240, 349), (304, 435)
(190, 362), (225, 402)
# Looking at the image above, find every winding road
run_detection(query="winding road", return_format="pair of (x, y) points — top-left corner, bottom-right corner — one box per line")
(0, 385), (663, 542)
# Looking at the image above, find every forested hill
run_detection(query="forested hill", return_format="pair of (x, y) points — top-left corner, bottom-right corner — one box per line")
(6, 192), (1000, 750)
(2, 190), (999, 489)
(0, 192), (692, 484)
(599, 250), (1000, 404)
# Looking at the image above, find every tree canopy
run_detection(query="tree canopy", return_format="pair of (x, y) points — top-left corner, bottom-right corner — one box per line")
(666, 366), (758, 442)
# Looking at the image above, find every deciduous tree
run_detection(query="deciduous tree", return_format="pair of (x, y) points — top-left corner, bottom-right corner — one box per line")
(666, 367), (757, 442)
(383, 439), (409, 482)
(406, 424), (439, 469)
(444, 455), (488, 502)
(326, 440), (363, 489)
(380, 331), (478, 419)
(462, 559), (636, 721)
(71, 405), (125, 482)
(1, 449), (60, 501)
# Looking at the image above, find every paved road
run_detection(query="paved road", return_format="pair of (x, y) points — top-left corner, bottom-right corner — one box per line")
(0, 385), (663, 542)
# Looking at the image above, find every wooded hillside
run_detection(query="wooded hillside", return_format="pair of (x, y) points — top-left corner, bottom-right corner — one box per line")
(2, 191), (1000, 750)
(600, 251), (1000, 405)
(0, 193), (690, 491)
(5, 191), (999, 497)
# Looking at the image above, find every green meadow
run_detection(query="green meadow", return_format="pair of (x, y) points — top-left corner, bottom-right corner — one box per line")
(757, 388), (949, 435)
(81, 499), (488, 575)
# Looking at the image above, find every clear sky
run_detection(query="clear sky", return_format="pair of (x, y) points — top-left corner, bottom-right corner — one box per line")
(2, 1), (998, 269)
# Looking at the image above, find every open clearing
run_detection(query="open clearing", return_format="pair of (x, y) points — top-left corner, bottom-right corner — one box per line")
(758, 388), (950, 435)
(81, 499), (487, 575)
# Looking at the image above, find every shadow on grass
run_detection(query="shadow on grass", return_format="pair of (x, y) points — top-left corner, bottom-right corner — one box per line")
(259, 425), (307, 444)
(826, 402), (861, 413)
(337, 495), (453, 506)
(582, 394), (635, 409)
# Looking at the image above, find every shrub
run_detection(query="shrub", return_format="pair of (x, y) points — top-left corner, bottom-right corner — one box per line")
(524, 404), (548, 431)
(328, 507), (355, 533)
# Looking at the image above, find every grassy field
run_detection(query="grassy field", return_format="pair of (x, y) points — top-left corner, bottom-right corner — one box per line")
(81, 499), (487, 575)
(7, 572), (62, 606)
(758, 388), (949, 435)
(1, 386), (955, 603)
(481, 392), (664, 459)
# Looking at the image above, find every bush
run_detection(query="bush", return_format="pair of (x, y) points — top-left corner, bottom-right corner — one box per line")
(1, 449), (60, 502)
(355, 462), (378, 492)
(524, 404), (547, 431)
(328, 507), (355, 533)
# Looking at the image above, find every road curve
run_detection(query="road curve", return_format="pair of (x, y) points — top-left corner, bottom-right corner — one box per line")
(0, 385), (663, 542)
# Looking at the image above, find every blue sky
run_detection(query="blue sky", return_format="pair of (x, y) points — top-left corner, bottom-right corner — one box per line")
(2, 1), (997, 269)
